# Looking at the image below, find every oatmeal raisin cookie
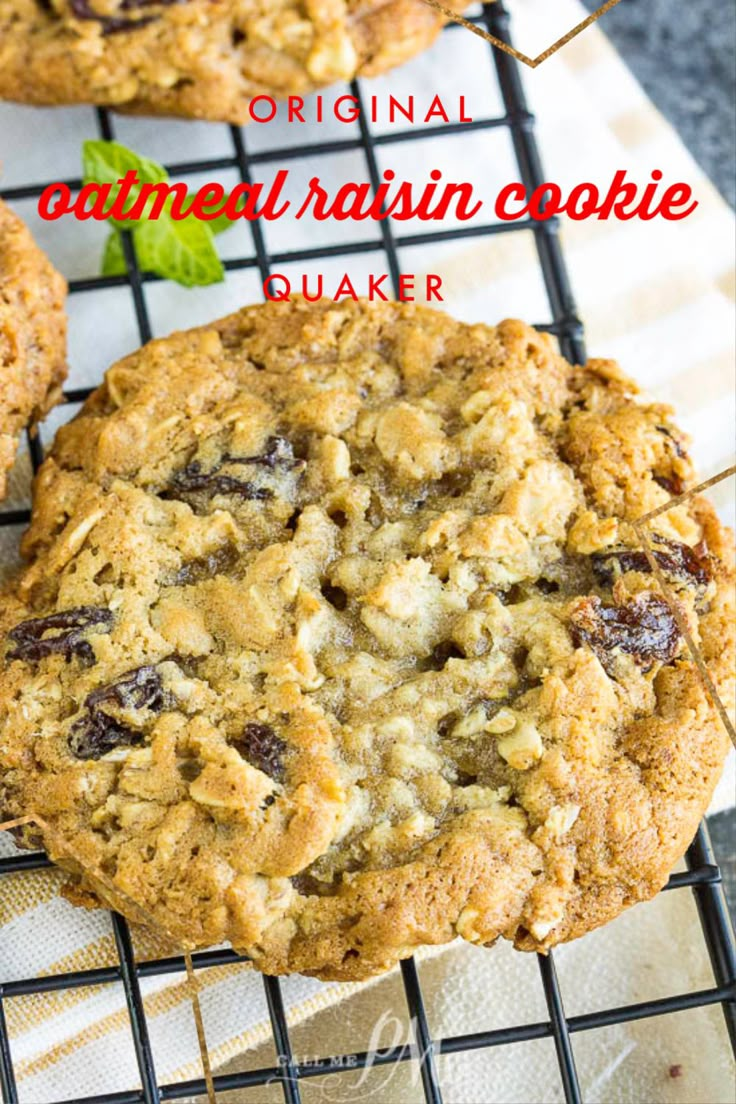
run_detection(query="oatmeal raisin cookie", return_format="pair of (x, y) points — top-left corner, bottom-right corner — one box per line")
(0, 0), (467, 123)
(0, 299), (732, 979)
(0, 199), (67, 500)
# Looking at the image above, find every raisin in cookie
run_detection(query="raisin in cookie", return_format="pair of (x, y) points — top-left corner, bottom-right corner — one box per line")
(0, 199), (67, 500)
(0, 0), (467, 123)
(0, 300), (732, 980)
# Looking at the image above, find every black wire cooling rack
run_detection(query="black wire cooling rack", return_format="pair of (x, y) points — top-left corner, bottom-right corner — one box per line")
(0, 3), (735, 1102)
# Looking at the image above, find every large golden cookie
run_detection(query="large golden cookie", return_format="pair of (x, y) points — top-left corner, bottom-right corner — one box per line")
(0, 199), (67, 501)
(0, 299), (732, 979)
(0, 0), (466, 122)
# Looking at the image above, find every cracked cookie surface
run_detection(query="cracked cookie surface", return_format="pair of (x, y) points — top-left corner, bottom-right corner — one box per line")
(0, 199), (67, 501)
(0, 299), (732, 979)
(0, 0), (466, 122)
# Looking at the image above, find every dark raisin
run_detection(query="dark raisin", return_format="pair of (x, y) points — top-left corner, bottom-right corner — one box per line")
(171, 545), (237, 586)
(570, 592), (681, 673)
(69, 0), (186, 33)
(69, 0), (155, 33)
(69, 711), (145, 760)
(166, 440), (304, 503)
(592, 537), (711, 598)
(120, 0), (185, 8)
(86, 666), (166, 713)
(230, 722), (287, 782)
(7, 607), (113, 664)
(69, 666), (167, 760)
(16, 825), (46, 849)
(423, 641), (464, 671)
(225, 436), (303, 471)
(231, 27), (245, 45)
(321, 582), (347, 610)
(166, 461), (273, 502)
(653, 473), (685, 496)
(656, 425), (687, 459)
(651, 426), (689, 495)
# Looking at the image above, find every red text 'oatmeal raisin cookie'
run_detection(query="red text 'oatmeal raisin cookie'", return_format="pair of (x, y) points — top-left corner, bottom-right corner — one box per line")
(0, 299), (732, 979)
(0, 199), (67, 500)
(0, 0), (468, 123)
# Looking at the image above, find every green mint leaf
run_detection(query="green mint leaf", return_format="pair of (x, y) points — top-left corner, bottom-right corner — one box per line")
(132, 215), (224, 288)
(101, 230), (127, 276)
(83, 140), (168, 227)
(82, 140), (167, 188)
(85, 141), (227, 287)
(209, 195), (248, 235)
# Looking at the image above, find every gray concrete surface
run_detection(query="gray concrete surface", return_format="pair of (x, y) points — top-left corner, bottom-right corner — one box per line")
(582, 0), (736, 208)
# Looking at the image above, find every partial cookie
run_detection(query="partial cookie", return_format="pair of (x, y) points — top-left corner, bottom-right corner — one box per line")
(0, 299), (732, 980)
(0, 0), (467, 123)
(0, 199), (67, 500)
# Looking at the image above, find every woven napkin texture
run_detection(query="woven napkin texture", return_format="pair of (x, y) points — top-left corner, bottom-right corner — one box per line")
(0, 1), (734, 1100)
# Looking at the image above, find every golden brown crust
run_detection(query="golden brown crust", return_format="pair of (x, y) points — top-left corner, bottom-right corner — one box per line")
(0, 0), (467, 123)
(0, 199), (67, 500)
(0, 299), (732, 980)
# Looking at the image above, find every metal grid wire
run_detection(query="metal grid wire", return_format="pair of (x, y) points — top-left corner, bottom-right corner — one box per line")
(0, 3), (734, 1101)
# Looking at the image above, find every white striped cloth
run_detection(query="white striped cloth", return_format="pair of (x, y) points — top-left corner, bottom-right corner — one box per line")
(0, 1), (733, 1100)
